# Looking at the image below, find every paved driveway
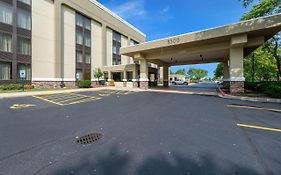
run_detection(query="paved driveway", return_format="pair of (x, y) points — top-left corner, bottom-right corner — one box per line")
(0, 90), (280, 175)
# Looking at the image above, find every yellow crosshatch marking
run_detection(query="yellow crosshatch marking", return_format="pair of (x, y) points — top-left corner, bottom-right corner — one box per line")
(33, 93), (101, 106)
(10, 104), (36, 109)
(237, 124), (281, 133)
(227, 104), (281, 113)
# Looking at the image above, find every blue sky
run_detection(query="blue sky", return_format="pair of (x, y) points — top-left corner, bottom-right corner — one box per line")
(98, 0), (255, 77)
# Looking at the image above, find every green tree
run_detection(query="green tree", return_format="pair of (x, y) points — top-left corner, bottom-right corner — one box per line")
(94, 68), (103, 82)
(175, 68), (186, 75)
(187, 68), (208, 80)
(240, 0), (281, 80)
(214, 63), (224, 78)
(244, 46), (278, 81)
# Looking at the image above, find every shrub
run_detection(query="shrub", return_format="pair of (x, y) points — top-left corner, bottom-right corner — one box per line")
(263, 85), (281, 98)
(77, 80), (92, 88)
(0, 84), (24, 91)
(24, 84), (34, 89)
(99, 80), (106, 85)
(244, 82), (259, 91)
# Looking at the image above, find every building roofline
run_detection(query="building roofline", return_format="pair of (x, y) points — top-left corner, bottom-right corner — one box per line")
(123, 12), (281, 49)
(88, 0), (146, 38)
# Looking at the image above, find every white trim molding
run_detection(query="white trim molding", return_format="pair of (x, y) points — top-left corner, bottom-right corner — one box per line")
(88, 0), (146, 37)
(32, 78), (76, 82)
(139, 78), (149, 82)
(32, 78), (63, 82)
(223, 77), (245, 82)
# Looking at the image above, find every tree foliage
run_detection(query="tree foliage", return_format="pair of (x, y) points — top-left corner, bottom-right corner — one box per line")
(94, 68), (103, 81)
(214, 63), (224, 78)
(187, 68), (208, 80)
(244, 46), (279, 81)
(240, 0), (281, 20)
(174, 68), (186, 75)
(240, 0), (281, 81)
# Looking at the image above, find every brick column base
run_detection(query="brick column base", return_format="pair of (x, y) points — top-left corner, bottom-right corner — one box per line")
(132, 81), (139, 88)
(163, 81), (169, 87)
(222, 81), (230, 89)
(123, 81), (127, 87)
(230, 81), (244, 94)
(140, 81), (149, 89)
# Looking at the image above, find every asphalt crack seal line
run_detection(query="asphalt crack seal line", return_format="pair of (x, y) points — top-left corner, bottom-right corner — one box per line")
(228, 107), (273, 175)
(227, 104), (281, 113)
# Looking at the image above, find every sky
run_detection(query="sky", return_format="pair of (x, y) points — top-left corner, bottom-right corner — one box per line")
(98, 0), (256, 77)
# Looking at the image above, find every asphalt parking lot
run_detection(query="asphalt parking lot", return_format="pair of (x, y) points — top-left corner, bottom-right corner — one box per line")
(0, 89), (280, 175)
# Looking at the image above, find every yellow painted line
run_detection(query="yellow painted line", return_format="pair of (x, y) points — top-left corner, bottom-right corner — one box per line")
(227, 104), (281, 113)
(55, 96), (87, 103)
(99, 93), (110, 97)
(67, 97), (101, 105)
(33, 96), (63, 106)
(10, 104), (36, 109)
(237, 123), (281, 133)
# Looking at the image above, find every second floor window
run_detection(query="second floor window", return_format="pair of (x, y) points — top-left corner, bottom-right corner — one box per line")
(17, 37), (31, 55)
(0, 2), (12, 25)
(0, 32), (12, 52)
(17, 9), (31, 30)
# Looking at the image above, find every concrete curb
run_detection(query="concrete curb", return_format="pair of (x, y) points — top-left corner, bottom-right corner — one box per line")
(217, 86), (281, 104)
(147, 88), (219, 97)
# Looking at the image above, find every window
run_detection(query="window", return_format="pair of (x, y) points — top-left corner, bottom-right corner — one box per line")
(127, 71), (133, 81)
(113, 31), (121, 42)
(17, 9), (31, 30)
(84, 18), (91, 30)
(76, 69), (83, 80)
(17, 64), (31, 80)
(112, 31), (121, 65)
(0, 62), (11, 80)
(0, 32), (12, 52)
(17, 37), (31, 55)
(18, 0), (31, 5)
(84, 33), (91, 47)
(76, 31), (83, 45)
(76, 51), (83, 63)
(0, 2), (12, 25)
(76, 14), (83, 27)
(85, 52), (91, 64)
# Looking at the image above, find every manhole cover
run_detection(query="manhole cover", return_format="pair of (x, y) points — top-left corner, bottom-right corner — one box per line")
(76, 133), (103, 145)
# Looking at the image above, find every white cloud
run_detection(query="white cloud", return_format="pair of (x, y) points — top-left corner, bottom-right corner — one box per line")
(109, 0), (147, 19)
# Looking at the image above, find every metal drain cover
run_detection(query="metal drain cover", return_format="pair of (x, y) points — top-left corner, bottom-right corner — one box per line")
(76, 133), (103, 145)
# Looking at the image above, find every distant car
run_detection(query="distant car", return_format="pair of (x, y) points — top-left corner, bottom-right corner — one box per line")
(214, 80), (223, 85)
(171, 80), (188, 85)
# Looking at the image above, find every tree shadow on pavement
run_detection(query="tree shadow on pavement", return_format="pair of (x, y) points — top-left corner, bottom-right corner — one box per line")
(51, 146), (261, 175)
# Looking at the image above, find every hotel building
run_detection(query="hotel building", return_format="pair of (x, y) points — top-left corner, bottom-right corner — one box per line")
(0, 0), (160, 88)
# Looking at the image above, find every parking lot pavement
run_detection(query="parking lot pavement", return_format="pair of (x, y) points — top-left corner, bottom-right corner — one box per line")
(0, 90), (280, 175)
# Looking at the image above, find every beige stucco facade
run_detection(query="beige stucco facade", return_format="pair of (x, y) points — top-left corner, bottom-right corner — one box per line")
(31, 0), (145, 87)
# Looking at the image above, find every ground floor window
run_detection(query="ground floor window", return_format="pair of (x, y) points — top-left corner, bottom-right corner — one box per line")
(0, 62), (11, 80)
(103, 72), (108, 80)
(127, 71), (133, 81)
(17, 64), (31, 80)
(76, 69), (83, 80)
(112, 72), (122, 82)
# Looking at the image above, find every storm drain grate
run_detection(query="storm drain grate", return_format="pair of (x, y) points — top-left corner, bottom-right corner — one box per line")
(76, 133), (103, 145)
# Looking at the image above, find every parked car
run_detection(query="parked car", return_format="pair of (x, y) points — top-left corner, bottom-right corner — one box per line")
(171, 80), (188, 85)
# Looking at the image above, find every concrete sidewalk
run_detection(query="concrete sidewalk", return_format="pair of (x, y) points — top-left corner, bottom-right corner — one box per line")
(217, 86), (281, 104)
